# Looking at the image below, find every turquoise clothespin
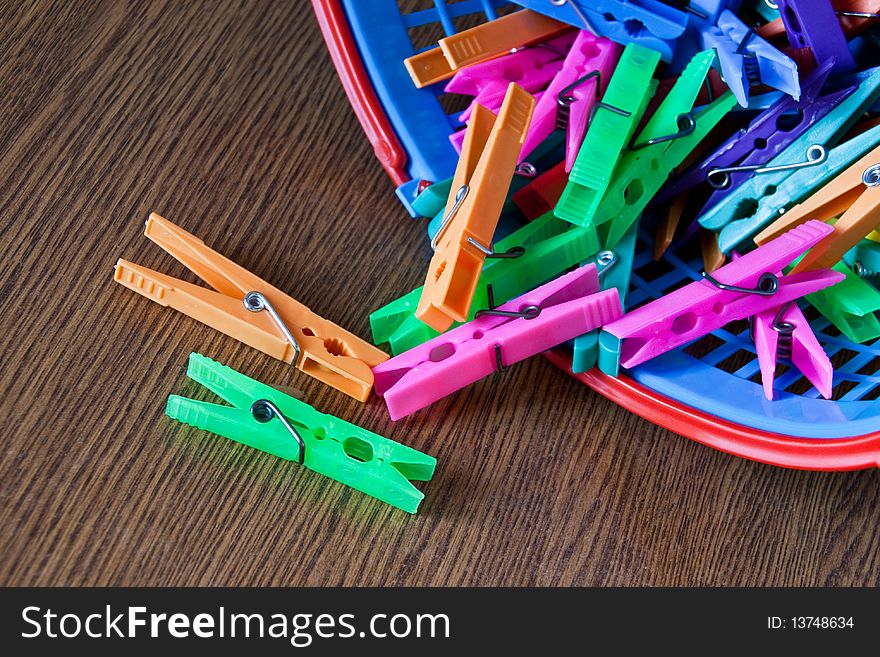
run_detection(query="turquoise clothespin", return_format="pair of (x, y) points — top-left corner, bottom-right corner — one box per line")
(808, 262), (880, 344)
(698, 66), (880, 252)
(166, 353), (437, 514)
(845, 239), (880, 283)
(412, 177), (452, 218)
(554, 43), (660, 228)
(371, 211), (600, 355)
(572, 221), (639, 373)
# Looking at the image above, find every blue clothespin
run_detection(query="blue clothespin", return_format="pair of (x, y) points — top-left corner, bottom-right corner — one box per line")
(698, 66), (880, 252)
(508, 0), (689, 61)
(702, 9), (800, 107)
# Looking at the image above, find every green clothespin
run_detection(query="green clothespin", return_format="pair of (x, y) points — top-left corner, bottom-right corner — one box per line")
(412, 177), (452, 218)
(554, 43), (660, 227)
(572, 220), (639, 373)
(370, 212), (599, 355)
(599, 90), (738, 248)
(808, 262), (880, 344)
(166, 353), (437, 514)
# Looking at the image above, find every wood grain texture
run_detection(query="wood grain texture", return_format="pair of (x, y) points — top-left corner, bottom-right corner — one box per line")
(1, 0), (879, 587)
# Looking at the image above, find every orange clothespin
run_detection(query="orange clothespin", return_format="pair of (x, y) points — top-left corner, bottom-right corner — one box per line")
(404, 10), (569, 88)
(654, 192), (688, 261)
(415, 83), (535, 332)
(700, 229), (726, 274)
(754, 144), (880, 273)
(114, 213), (389, 402)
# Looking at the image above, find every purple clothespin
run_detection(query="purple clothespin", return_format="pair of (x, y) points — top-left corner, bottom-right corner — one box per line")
(656, 62), (852, 207)
(518, 30), (622, 171)
(776, 0), (856, 73)
(702, 9), (800, 107)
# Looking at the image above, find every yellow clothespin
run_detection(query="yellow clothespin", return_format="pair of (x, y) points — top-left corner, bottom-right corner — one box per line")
(415, 83), (535, 332)
(404, 10), (570, 88)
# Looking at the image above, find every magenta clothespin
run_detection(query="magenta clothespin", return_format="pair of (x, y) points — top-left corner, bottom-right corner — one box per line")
(518, 30), (622, 171)
(450, 90), (547, 154)
(753, 301), (834, 401)
(445, 33), (573, 123)
(599, 221), (845, 374)
(372, 265), (622, 420)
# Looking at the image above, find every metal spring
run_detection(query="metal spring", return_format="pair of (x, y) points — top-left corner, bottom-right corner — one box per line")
(854, 261), (880, 280)
(772, 303), (795, 361)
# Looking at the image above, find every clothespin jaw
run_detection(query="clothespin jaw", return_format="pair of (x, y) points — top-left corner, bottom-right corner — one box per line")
(753, 301), (834, 400)
(412, 178), (452, 219)
(509, 0), (689, 62)
(404, 9), (570, 88)
(698, 66), (880, 252)
(702, 10), (800, 107)
(416, 84), (536, 332)
(114, 214), (388, 402)
(372, 212), (600, 356)
(375, 266), (622, 420)
(555, 43), (661, 228)
(167, 353), (436, 514)
(598, 221), (845, 375)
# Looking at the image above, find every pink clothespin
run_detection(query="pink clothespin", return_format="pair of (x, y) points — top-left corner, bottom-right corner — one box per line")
(729, 251), (834, 401)
(753, 302), (834, 401)
(518, 30), (622, 171)
(600, 221), (845, 373)
(445, 33), (573, 123)
(373, 265), (622, 420)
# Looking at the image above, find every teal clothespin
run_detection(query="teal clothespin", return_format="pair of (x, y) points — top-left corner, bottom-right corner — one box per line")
(371, 211), (600, 355)
(554, 43), (660, 227)
(166, 353), (437, 514)
(572, 221), (639, 373)
(845, 239), (880, 283)
(808, 262), (880, 344)
(412, 177), (452, 218)
(698, 66), (880, 252)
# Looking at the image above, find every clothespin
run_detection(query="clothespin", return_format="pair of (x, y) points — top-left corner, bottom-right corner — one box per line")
(592, 53), (738, 248)
(757, 1), (880, 41)
(114, 214), (388, 402)
(167, 353), (436, 513)
(701, 229), (726, 273)
(412, 178), (453, 219)
(508, 0), (690, 62)
(775, 0), (856, 72)
(845, 237), (880, 281)
(571, 223), (639, 373)
(598, 221), (845, 375)
(518, 30), (622, 171)
(702, 9), (800, 107)
(373, 266), (622, 420)
(655, 61), (842, 206)
(698, 66), (880, 252)
(554, 43), (661, 228)
(753, 301), (834, 400)
(404, 9), (570, 88)
(753, 143), (880, 273)
(808, 261), (880, 342)
(445, 33), (573, 124)
(511, 161), (568, 219)
(371, 212), (600, 355)
(415, 83), (536, 332)
(655, 192), (689, 260)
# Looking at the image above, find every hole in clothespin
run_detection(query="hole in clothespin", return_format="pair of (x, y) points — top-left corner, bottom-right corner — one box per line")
(302, 327), (315, 336)
(323, 337), (349, 357)
(429, 342), (456, 362)
(342, 436), (374, 463)
(671, 312), (698, 335)
(434, 261), (447, 281)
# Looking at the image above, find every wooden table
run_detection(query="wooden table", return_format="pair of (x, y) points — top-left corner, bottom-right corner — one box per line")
(2, 0), (878, 587)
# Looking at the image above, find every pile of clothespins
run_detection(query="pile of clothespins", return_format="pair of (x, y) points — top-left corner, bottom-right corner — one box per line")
(114, 0), (880, 513)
